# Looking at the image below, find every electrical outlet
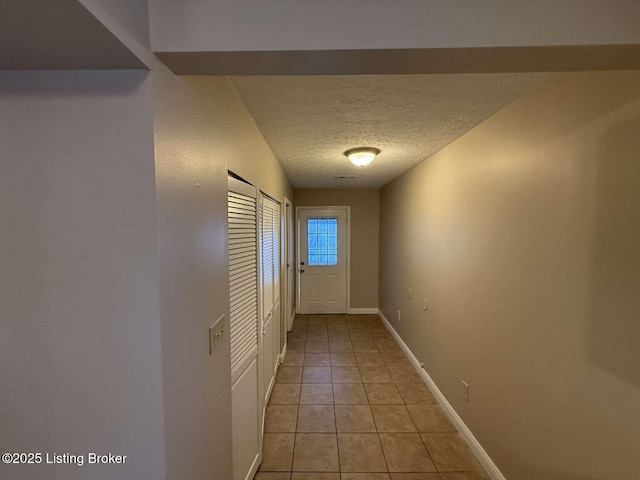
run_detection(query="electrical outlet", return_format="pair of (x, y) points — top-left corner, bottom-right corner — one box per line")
(408, 288), (413, 299)
(462, 380), (469, 402)
(209, 315), (226, 355)
(423, 298), (429, 311)
(396, 310), (401, 321)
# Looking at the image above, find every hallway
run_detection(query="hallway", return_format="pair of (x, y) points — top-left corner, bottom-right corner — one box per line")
(255, 314), (489, 480)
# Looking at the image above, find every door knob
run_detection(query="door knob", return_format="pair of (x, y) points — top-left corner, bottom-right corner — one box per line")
(300, 269), (305, 273)
(300, 261), (305, 266)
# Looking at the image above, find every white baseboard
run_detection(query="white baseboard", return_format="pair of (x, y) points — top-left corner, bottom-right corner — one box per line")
(288, 311), (296, 332)
(243, 452), (261, 480)
(265, 372), (276, 406)
(348, 307), (379, 314)
(377, 309), (506, 480)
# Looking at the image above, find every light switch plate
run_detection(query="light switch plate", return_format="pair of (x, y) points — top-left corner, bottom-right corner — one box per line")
(209, 315), (226, 355)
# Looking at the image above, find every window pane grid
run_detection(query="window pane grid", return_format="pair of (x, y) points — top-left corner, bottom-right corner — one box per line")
(308, 218), (338, 266)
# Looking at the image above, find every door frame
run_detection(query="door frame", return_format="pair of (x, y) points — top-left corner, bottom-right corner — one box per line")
(295, 206), (351, 314)
(284, 198), (295, 331)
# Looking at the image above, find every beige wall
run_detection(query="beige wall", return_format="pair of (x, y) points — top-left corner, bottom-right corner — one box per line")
(0, 70), (165, 480)
(379, 71), (640, 480)
(1, 5), (293, 480)
(150, 0), (640, 52)
(153, 71), (234, 480)
(185, 76), (293, 348)
(186, 77), (293, 203)
(0, 70), (292, 480)
(295, 189), (379, 309)
(155, 76), (292, 479)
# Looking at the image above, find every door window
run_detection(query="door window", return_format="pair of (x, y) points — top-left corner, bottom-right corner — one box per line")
(307, 218), (338, 266)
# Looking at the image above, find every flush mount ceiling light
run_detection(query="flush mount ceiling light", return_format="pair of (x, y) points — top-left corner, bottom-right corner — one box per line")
(344, 147), (380, 167)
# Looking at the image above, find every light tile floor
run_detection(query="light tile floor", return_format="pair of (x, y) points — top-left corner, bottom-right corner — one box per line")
(255, 314), (490, 480)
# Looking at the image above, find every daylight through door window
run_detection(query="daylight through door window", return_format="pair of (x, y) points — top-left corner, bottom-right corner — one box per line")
(308, 218), (338, 266)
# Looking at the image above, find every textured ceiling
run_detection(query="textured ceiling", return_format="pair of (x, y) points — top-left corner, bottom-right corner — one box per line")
(230, 74), (544, 188)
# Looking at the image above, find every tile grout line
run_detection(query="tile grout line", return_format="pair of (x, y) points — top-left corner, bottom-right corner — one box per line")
(289, 319), (308, 476)
(370, 323), (393, 478)
(418, 421), (442, 475)
(275, 315), (431, 480)
(293, 370), (303, 473)
(371, 318), (431, 479)
(290, 328), (302, 476)
(332, 378), (340, 475)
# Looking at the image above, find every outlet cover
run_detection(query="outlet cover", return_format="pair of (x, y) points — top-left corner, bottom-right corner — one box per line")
(462, 380), (469, 402)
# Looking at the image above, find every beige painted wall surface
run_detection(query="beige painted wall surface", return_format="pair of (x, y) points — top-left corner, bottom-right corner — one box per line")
(379, 71), (640, 480)
(186, 76), (293, 349)
(186, 77), (293, 204)
(152, 16), (292, 479)
(154, 75), (292, 479)
(0, 5), (294, 480)
(150, 0), (640, 52)
(295, 189), (379, 309)
(0, 70), (165, 480)
(153, 71), (233, 480)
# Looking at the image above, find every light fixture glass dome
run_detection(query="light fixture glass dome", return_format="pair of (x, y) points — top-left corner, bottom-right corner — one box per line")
(344, 147), (380, 166)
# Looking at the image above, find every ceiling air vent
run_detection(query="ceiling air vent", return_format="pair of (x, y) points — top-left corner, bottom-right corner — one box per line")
(335, 175), (356, 180)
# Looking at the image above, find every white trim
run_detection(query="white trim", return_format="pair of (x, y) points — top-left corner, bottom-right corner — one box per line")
(284, 197), (294, 332)
(228, 174), (256, 198)
(266, 330), (286, 405)
(279, 343), (287, 365)
(348, 307), (379, 314)
(264, 371), (276, 407)
(243, 452), (261, 480)
(295, 206), (351, 315)
(377, 309), (506, 480)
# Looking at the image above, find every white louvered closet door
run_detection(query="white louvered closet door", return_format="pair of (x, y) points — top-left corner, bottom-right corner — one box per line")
(272, 205), (280, 304)
(260, 194), (281, 404)
(228, 176), (261, 480)
(229, 184), (258, 380)
(261, 200), (274, 317)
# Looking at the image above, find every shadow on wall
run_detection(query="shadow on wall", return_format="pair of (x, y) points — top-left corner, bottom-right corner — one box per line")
(587, 111), (640, 388)
(0, 70), (148, 96)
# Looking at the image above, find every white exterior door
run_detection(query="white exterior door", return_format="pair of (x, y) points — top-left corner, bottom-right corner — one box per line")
(297, 208), (348, 314)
